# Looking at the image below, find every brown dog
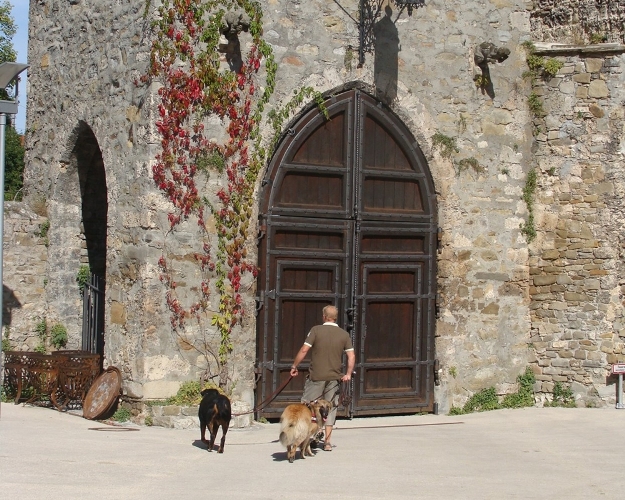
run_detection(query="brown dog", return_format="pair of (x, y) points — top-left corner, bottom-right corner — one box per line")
(279, 399), (332, 463)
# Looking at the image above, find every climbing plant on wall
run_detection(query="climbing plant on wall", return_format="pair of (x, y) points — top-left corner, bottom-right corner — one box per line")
(142, 0), (326, 386)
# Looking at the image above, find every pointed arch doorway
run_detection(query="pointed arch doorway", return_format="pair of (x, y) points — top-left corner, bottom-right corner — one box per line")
(68, 122), (108, 357)
(256, 89), (437, 418)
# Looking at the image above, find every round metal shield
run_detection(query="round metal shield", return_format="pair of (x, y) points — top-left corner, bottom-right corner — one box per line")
(83, 367), (122, 420)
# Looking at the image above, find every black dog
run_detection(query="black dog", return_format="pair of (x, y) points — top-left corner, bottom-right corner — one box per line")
(198, 388), (232, 453)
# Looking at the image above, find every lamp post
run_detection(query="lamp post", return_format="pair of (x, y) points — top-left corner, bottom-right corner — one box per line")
(0, 62), (29, 335)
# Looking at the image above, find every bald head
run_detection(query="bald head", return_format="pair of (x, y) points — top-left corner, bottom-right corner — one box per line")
(322, 305), (338, 322)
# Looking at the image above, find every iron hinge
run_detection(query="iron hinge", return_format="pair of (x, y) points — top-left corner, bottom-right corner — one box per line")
(437, 227), (443, 253)
(267, 289), (276, 300)
(256, 225), (266, 245)
(255, 360), (274, 372)
(255, 291), (264, 316)
(435, 293), (441, 319)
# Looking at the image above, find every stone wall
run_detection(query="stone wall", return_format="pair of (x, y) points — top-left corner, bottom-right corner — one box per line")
(19, 0), (625, 417)
(21, 0), (536, 415)
(2, 202), (48, 350)
(530, 0), (625, 43)
(528, 43), (625, 405)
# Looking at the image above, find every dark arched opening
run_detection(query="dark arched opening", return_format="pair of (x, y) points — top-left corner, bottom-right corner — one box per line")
(71, 122), (107, 356)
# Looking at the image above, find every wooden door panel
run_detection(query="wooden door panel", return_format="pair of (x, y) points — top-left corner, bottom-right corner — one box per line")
(273, 227), (345, 251)
(363, 301), (416, 361)
(293, 111), (346, 166)
(363, 176), (424, 212)
(257, 89), (437, 418)
(363, 114), (411, 171)
(364, 367), (414, 393)
(276, 171), (345, 209)
(360, 232), (425, 254)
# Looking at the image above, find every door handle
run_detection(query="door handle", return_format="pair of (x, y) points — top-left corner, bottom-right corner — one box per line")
(346, 307), (354, 331)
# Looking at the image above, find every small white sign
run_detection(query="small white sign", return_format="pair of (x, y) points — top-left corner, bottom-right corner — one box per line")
(612, 363), (625, 374)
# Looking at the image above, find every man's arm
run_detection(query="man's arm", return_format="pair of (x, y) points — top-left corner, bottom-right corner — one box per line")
(290, 344), (310, 376)
(341, 350), (356, 382)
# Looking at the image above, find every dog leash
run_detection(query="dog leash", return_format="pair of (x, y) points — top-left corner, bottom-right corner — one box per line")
(231, 374), (294, 417)
(232, 377), (352, 418)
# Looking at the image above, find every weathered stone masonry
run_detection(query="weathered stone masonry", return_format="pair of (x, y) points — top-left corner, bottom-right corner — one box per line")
(3, 0), (625, 422)
(527, 42), (625, 405)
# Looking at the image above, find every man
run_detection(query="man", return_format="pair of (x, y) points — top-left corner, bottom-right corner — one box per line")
(290, 305), (356, 451)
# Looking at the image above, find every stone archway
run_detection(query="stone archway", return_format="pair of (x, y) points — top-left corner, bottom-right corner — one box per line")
(55, 121), (108, 354)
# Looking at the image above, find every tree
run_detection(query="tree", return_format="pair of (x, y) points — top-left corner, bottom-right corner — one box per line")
(0, 1), (22, 200)
(4, 124), (23, 200)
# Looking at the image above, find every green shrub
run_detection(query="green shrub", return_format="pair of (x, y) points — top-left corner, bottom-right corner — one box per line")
(431, 132), (459, 160)
(543, 58), (563, 77)
(520, 169), (538, 243)
(456, 157), (485, 175)
(545, 381), (576, 408)
(144, 415), (153, 426)
(112, 407), (132, 422)
(50, 324), (68, 349)
(165, 380), (224, 406)
(526, 54), (544, 72)
(76, 265), (91, 294)
(502, 367), (535, 408)
(166, 380), (203, 406)
(528, 92), (544, 116)
(449, 367), (536, 415)
(36, 219), (50, 247)
(34, 317), (47, 339)
(589, 32), (607, 44)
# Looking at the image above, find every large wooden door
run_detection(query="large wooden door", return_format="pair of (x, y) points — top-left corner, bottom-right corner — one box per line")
(256, 89), (437, 418)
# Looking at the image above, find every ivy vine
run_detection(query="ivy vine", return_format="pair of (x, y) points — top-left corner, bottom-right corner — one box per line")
(141, 0), (326, 385)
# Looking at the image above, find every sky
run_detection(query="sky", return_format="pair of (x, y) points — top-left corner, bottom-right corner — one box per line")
(11, 0), (28, 133)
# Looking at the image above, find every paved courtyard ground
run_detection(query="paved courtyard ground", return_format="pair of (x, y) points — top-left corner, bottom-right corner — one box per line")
(1, 403), (624, 499)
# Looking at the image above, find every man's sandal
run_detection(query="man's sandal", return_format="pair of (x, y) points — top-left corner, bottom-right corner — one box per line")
(324, 443), (332, 451)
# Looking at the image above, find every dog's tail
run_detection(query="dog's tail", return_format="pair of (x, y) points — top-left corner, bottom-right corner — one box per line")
(279, 430), (290, 447)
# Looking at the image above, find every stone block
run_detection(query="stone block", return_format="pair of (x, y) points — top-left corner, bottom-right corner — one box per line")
(590, 182), (613, 195)
(542, 250), (560, 260)
(588, 80), (609, 98)
(573, 73), (591, 84)
(533, 275), (557, 286)
(551, 358), (570, 368)
(171, 417), (197, 430)
(110, 301), (127, 325)
(152, 416), (174, 428)
(585, 279), (601, 290)
(564, 292), (591, 302)
(143, 381), (182, 399)
(588, 104), (605, 118)
(585, 58), (604, 73)
(181, 405), (200, 416)
(575, 86), (588, 98)
(163, 405), (181, 416)
(587, 351), (602, 361)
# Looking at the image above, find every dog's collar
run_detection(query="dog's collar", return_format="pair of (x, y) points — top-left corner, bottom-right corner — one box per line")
(311, 416), (317, 422)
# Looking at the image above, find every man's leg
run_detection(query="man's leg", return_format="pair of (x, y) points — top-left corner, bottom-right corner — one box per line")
(322, 380), (339, 450)
(301, 378), (325, 449)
